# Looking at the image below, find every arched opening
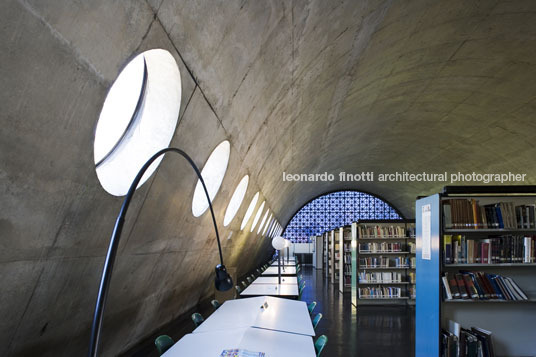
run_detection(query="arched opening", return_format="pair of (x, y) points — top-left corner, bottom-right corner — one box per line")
(282, 190), (404, 243)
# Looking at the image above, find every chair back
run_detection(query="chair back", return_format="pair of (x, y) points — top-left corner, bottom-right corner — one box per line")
(308, 301), (317, 314)
(314, 335), (328, 356)
(191, 313), (204, 328)
(312, 313), (323, 329)
(211, 299), (221, 310)
(154, 335), (174, 355)
(236, 285), (243, 294)
(246, 276), (253, 284)
(299, 285), (305, 300)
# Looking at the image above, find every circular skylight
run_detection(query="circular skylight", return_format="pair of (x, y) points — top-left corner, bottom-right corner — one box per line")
(223, 175), (249, 226)
(192, 140), (231, 217)
(250, 201), (265, 232)
(94, 49), (182, 196)
(263, 214), (273, 236)
(240, 192), (259, 230)
(258, 209), (270, 234)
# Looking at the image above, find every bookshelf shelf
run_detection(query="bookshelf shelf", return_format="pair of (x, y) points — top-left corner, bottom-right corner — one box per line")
(359, 251), (410, 254)
(359, 297), (409, 300)
(360, 236), (409, 239)
(444, 263), (536, 267)
(443, 299), (536, 303)
(359, 281), (409, 285)
(444, 228), (536, 234)
(358, 266), (411, 270)
(416, 187), (536, 356)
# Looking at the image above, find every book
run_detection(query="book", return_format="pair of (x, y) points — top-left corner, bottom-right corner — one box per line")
(462, 273), (479, 299)
(446, 272), (461, 298)
(455, 273), (469, 299)
(442, 276), (453, 300)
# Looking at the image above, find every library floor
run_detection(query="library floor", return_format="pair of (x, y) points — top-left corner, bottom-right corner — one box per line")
(301, 266), (415, 357)
(126, 265), (415, 356)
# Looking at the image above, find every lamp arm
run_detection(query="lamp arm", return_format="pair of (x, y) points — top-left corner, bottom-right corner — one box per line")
(88, 147), (224, 357)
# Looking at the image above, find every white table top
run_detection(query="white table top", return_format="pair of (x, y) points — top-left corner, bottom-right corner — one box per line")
(252, 276), (298, 285)
(262, 266), (297, 276)
(163, 327), (315, 357)
(193, 296), (315, 336)
(240, 284), (299, 298)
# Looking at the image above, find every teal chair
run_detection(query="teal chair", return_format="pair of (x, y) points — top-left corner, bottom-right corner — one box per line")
(241, 281), (248, 288)
(312, 313), (323, 330)
(191, 313), (204, 328)
(236, 285), (243, 294)
(314, 335), (328, 356)
(154, 335), (174, 355)
(250, 274), (256, 280)
(246, 276), (253, 284)
(299, 285), (305, 300)
(308, 301), (317, 315)
(300, 280), (306, 291)
(256, 268), (262, 275)
(211, 299), (221, 310)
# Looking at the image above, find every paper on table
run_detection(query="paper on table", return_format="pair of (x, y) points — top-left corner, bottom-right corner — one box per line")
(219, 349), (265, 357)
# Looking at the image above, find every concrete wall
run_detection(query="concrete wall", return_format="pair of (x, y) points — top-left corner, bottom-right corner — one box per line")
(1, 1), (273, 355)
(2, 0), (536, 355)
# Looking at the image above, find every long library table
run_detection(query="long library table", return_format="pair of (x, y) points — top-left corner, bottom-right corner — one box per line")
(240, 284), (299, 299)
(162, 327), (315, 357)
(252, 276), (298, 285)
(193, 296), (315, 337)
(262, 266), (297, 276)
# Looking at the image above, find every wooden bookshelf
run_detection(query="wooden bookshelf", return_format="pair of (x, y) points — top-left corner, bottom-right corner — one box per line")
(416, 186), (536, 357)
(352, 220), (416, 306)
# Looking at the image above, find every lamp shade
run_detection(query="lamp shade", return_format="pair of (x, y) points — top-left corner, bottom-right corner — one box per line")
(215, 264), (233, 291)
(272, 236), (286, 250)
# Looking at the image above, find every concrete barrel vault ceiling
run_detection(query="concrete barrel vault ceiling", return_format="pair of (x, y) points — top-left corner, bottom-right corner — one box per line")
(1, 0), (536, 355)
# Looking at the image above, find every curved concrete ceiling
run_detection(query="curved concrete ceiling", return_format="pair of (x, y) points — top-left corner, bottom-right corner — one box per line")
(156, 0), (536, 224)
(2, 0), (536, 355)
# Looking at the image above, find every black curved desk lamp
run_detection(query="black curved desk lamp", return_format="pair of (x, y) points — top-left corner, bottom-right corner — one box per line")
(88, 147), (233, 357)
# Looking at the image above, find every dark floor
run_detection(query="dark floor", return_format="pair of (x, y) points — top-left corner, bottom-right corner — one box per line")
(126, 265), (415, 356)
(301, 266), (415, 357)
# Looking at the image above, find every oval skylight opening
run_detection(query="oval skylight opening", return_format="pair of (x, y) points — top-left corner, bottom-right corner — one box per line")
(250, 201), (265, 232)
(263, 214), (273, 236)
(192, 140), (231, 217)
(223, 175), (249, 226)
(94, 49), (181, 196)
(267, 220), (276, 238)
(258, 209), (270, 234)
(241, 192), (259, 230)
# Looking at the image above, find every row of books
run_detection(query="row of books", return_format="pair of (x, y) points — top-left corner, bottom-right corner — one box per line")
(358, 225), (409, 238)
(358, 271), (404, 283)
(443, 199), (536, 230)
(359, 286), (402, 298)
(359, 256), (415, 268)
(441, 271), (528, 301)
(444, 235), (536, 264)
(442, 321), (495, 357)
(359, 242), (406, 252)
(408, 271), (416, 284)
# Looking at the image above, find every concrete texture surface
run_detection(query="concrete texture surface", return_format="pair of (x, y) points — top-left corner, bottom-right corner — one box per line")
(1, 0), (536, 355)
